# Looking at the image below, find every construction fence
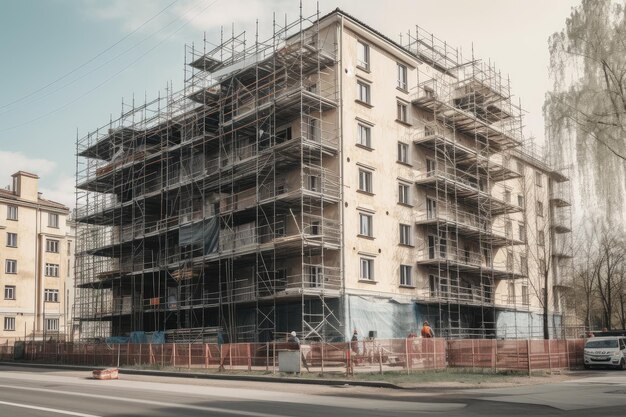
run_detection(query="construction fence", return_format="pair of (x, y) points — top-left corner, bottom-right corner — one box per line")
(1, 338), (585, 375)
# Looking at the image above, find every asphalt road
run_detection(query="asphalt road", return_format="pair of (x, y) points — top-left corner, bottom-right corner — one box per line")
(1, 365), (626, 416)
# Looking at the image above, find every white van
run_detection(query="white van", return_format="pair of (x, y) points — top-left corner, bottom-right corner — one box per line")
(584, 337), (626, 370)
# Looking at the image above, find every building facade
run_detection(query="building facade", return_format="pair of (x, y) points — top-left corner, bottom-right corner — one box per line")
(75, 10), (572, 342)
(0, 172), (73, 344)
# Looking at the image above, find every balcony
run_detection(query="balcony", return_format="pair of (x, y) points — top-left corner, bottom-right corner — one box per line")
(414, 206), (524, 247)
(550, 182), (571, 208)
(416, 245), (525, 279)
(551, 210), (572, 234)
(411, 79), (521, 151)
(414, 168), (522, 215)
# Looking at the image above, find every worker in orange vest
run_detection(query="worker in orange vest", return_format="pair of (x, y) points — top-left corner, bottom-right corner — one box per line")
(421, 321), (434, 338)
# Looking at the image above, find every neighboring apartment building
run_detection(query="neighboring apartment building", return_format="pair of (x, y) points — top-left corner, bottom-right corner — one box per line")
(75, 9), (572, 342)
(0, 171), (73, 344)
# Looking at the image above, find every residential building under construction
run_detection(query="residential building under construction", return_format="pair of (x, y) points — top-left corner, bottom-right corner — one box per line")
(74, 9), (573, 343)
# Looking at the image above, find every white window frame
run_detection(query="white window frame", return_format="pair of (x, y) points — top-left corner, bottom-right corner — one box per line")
(46, 239), (59, 253)
(307, 265), (323, 288)
(396, 101), (408, 123)
(357, 123), (372, 148)
(44, 289), (59, 303)
(4, 285), (15, 300)
(5, 259), (17, 274)
(45, 263), (59, 277)
(400, 265), (412, 286)
(45, 318), (59, 332)
(357, 81), (371, 104)
(426, 198), (437, 219)
(359, 212), (373, 237)
(508, 282), (516, 304)
(426, 158), (436, 176)
(48, 213), (59, 228)
(358, 169), (373, 193)
(6, 232), (17, 248)
(357, 41), (370, 70)
(360, 257), (374, 281)
(398, 183), (410, 205)
(7, 205), (18, 220)
(399, 223), (412, 245)
(4, 317), (15, 331)
(397, 63), (408, 90)
(522, 285), (530, 305)
(397, 142), (409, 164)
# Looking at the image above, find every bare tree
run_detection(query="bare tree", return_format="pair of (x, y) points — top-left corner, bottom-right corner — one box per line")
(595, 229), (626, 329)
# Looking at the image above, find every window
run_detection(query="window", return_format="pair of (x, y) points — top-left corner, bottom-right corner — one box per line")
(274, 218), (286, 237)
(398, 183), (410, 205)
(508, 282), (516, 304)
(359, 213), (373, 237)
(535, 171), (542, 187)
(67, 241), (71, 255)
(5, 259), (17, 274)
(427, 198), (437, 219)
(45, 263), (59, 277)
(307, 265), (323, 288)
(399, 224), (412, 245)
(520, 256), (528, 275)
(4, 317), (15, 331)
(7, 205), (17, 220)
(504, 190), (511, 203)
(518, 224), (526, 242)
(400, 265), (412, 286)
(360, 257), (374, 280)
(48, 213), (59, 228)
(396, 101), (408, 123)
(397, 142), (409, 164)
(517, 194), (524, 207)
(539, 259), (546, 275)
(44, 289), (59, 303)
(45, 318), (59, 332)
(536, 201), (544, 217)
(506, 252), (514, 270)
(538, 230), (545, 246)
(397, 63), (407, 90)
(357, 81), (371, 104)
(46, 239), (59, 253)
(6, 232), (17, 247)
(426, 158), (436, 176)
(429, 274), (448, 297)
(517, 160), (525, 174)
(4, 285), (15, 300)
(522, 285), (529, 305)
(505, 221), (512, 238)
(357, 123), (372, 148)
(307, 175), (319, 192)
(311, 221), (320, 235)
(357, 41), (370, 70)
(358, 169), (373, 193)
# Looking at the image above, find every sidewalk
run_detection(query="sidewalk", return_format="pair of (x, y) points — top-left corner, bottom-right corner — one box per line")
(1, 361), (572, 390)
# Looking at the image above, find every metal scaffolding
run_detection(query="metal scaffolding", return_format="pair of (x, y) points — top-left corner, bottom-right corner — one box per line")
(75, 9), (342, 343)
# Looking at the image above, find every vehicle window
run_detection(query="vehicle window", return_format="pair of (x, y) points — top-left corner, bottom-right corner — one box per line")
(586, 339), (619, 349)
(620, 339), (626, 350)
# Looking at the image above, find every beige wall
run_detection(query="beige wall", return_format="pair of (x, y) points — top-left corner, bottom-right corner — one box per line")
(337, 19), (569, 319)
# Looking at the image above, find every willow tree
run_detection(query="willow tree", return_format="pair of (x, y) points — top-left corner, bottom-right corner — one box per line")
(545, 0), (626, 229)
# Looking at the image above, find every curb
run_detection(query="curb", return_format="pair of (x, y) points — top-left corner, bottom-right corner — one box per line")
(0, 361), (401, 389)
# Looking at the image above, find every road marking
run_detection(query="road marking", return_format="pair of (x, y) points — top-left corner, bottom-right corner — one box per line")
(0, 400), (100, 417)
(0, 385), (293, 417)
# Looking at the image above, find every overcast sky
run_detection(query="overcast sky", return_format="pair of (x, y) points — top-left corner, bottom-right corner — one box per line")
(0, 0), (580, 209)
